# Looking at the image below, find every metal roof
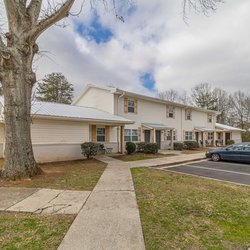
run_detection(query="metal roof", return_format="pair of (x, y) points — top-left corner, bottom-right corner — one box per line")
(142, 123), (173, 130)
(0, 97), (133, 124)
(194, 127), (214, 132)
(215, 123), (245, 132)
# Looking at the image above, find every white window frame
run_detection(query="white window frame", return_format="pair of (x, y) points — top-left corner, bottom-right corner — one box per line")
(166, 129), (177, 141)
(168, 106), (174, 118)
(124, 129), (138, 142)
(208, 132), (213, 140)
(96, 127), (106, 142)
(208, 114), (212, 123)
(185, 131), (193, 140)
(128, 98), (135, 113)
(185, 109), (192, 120)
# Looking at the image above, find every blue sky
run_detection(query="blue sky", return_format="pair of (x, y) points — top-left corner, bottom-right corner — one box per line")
(35, 0), (250, 96)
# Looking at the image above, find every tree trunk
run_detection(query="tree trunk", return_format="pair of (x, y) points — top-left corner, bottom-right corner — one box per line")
(1, 51), (41, 180)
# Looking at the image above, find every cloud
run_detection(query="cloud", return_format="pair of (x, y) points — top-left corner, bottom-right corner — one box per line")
(33, 0), (250, 99)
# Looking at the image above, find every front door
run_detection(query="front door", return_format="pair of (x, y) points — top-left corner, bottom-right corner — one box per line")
(225, 133), (231, 144)
(144, 130), (150, 143)
(155, 130), (161, 149)
(195, 132), (199, 143)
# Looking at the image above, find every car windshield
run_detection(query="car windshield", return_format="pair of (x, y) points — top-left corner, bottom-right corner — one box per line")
(226, 145), (244, 151)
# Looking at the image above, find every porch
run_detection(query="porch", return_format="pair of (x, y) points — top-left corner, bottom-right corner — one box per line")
(194, 127), (231, 147)
(141, 123), (175, 149)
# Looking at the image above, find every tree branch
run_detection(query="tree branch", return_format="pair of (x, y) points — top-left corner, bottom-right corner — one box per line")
(3, 0), (19, 31)
(27, 0), (43, 24)
(31, 0), (75, 40)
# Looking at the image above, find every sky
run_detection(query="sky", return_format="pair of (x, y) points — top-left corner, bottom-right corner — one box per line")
(33, 0), (250, 98)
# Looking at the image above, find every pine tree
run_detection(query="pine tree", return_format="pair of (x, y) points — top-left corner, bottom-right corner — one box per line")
(36, 73), (74, 104)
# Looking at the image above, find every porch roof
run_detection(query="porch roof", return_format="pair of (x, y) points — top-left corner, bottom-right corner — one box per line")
(142, 123), (173, 130)
(215, 123), (245, 132)
(0, 97), (134, 125)
(194, 127), (214, 132)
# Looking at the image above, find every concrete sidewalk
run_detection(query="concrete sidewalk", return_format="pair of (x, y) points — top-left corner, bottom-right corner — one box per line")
(0, 187), (90, 215)
(58, 157), (145, 250)
(129, 152), (206, 168)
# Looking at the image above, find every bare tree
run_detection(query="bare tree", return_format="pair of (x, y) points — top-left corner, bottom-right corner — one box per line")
(228, 91), (250, 129)
(191, 83), (217, 110)
(0, 0), (75, 179)
(158, 89), (179, 102)
(0, 0), (223, 180)
(158, 89), (191, 105)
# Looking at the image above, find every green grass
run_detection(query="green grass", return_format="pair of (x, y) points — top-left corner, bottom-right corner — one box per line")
(0, 159), (106, 191)
(112, 153), (172, 162)
(132, 168), (250, 250)
(0, 212), (74, 250)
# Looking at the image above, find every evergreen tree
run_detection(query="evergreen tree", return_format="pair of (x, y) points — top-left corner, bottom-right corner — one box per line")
(36, 73), (74, 104)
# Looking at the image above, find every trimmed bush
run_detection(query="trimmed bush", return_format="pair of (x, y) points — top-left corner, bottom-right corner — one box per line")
(174, 142), (184, 151)
(136, 142), (146, 152)
(81, 142), (101, 159)
(226, 139), (235, 145)
(144, 143), (158, 154)
(126, 142), (136, 154)
(183, 141), (199, 150)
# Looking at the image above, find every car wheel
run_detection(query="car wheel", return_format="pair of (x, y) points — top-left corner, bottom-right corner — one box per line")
(211, 153), (220, 162)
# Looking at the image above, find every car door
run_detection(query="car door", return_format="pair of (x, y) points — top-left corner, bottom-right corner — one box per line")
(221, 145), (242, 161)
(241, 144), (250, 163)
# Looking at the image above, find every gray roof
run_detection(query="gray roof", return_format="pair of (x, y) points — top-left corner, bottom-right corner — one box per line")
(215, 123), (245, 132)
(0, 97), (133, 124)
(194, 126), (214, 132)
(142, 123), (174, 130)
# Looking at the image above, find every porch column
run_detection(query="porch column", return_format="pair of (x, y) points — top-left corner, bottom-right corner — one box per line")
(213, 131), (216, 147)
(105, 126), (110, 143)
(120, 125), (125, 154)
(170, 129), (174, 149)
(150, 128), (155, 143)
(202, 132), (206, 147)
(222, 131), (226, 146)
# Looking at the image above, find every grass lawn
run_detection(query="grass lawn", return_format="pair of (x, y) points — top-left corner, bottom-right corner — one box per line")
(111, 153), (175, 162)
(0, 212), (74, 250)
(0, 159), (106, 191)
(132, 168), (250, 250)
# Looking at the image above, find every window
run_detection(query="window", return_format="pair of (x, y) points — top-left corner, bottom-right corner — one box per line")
(96, 127), (105, 142)
(185, 131), (193, 140)
(128, 98), (135, 113)
(208, 132), (213, 140)
(167, 106), (175, 118)
(124, 129), (138, 142)
(185, 109), (192, 120)
(243, 144), (250, 151)
(166, 130), (177, 141)
(208, 114), (212, 123)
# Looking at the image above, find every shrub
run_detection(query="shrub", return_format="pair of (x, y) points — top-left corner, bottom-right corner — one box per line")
(226, 139), (235, 145)
(81, 142), (100, 159)
(242, 132), (250, 142)
(136, 142), (146, 152)
(173, 142), (184, 151)
(144, 143), (158, 154)
(126, 142), (136, 154)
(183, 141), (199, 150)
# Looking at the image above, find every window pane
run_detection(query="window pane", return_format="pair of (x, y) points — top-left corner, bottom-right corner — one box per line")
(124, 136), (131, 142)
(97, 128), (105, 135)
(124, 129), (131, 136)
(128, 106), (134, 113)
(132, 130), (138, 136)
(132, 136), (138, 142)
(97, 135), (105, 142)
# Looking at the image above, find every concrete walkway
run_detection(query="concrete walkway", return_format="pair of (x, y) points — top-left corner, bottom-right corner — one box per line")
(0, 187), (90, 214)
(58, 156), (145, 250)
(128, 152), (206, 168)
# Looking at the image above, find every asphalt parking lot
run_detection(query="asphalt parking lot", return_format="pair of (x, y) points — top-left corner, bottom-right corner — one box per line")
(164, 160), (250, 186)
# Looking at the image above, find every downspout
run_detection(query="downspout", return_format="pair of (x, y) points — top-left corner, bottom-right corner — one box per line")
(117, 91), (125, 152)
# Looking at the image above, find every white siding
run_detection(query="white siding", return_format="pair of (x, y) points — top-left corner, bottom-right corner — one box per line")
(231, 131), (242, 143)
(116, 96), (216, 141)
(74, 88), (114, 114)
(31, 119), (89, 144)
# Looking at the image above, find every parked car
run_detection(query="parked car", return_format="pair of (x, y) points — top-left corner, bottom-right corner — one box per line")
(206, 142), (250, 163)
